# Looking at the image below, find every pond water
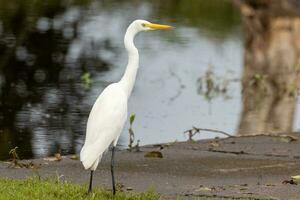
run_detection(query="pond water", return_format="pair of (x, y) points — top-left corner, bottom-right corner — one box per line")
(0, 0), (299, 160)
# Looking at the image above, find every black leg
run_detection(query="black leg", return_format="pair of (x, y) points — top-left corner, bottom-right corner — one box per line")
(88, 170), (94, 193)
(111, 146), (116, 195)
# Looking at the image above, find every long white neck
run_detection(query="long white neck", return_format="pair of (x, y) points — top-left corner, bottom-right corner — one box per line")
(119, 24), (140, 98)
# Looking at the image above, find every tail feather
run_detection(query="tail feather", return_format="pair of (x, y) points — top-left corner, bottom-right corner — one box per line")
(80, 143), (108, 170)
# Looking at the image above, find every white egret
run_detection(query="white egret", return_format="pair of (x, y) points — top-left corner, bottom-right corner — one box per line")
(80, 19), (173, 194)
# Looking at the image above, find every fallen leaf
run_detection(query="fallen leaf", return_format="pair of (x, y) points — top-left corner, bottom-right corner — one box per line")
(55, 153), (62, 161)
(24, 161), (40, 169)
(272, 135), (297, 143)
(265, 183), (275, 186)
(291, 175), (300, 180)
(195, 187), (212, 192)
(8, 161), (40, 169)
(44, 157), (59, 162)
(70, 155), (79, 160)
(209, 141), (220, 147)
(44, 154), (62, 162)
(144, 151), (163, 158)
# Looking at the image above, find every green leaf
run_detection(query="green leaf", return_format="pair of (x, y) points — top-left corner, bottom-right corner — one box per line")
(130, 114), (135, 125)
(144, 151), (163, 158)
(80, 72), (92, 89)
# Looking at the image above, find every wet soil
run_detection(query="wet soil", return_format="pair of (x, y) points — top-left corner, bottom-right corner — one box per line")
(1, 135), (300, 199)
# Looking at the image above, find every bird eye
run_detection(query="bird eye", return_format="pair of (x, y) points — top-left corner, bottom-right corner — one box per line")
(142, 23), (146, 27)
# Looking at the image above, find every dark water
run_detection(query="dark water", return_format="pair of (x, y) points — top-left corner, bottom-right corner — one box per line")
(0, 0), (299, 160)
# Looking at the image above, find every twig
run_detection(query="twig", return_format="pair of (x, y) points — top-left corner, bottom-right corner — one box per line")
(208, 149), (246, 155)
(193, 127), (232, 137)
(134, 140), (141, 152)
(8, 147), (20, 167)
(184, 127), (232, 141)
(128, 127), (135, 151)
(8, 147), (40, 169)
(207, 149), (299, 159)
(184, 193), (275, 200)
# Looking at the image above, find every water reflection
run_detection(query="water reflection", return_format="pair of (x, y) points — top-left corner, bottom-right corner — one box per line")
(152, 0), (240, 39)
(238, 3), (300, 135)
(0, 0), (298, 160)
(0, 0), (111, 159)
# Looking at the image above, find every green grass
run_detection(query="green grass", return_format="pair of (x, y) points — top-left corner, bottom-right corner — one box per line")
(0, 177), (164, 200)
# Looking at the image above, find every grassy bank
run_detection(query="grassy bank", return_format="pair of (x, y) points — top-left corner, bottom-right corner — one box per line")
(0, 177), (163, 200)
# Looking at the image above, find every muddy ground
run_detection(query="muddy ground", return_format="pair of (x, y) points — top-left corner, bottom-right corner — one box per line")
(1, 135), (300, 199)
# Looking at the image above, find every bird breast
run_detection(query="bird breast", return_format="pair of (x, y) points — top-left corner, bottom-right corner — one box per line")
(80, 83), (128, 169)
(86, 83), (128, 144)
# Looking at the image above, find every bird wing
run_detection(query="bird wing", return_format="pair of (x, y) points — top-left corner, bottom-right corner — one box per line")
(80, 83), (127, 169)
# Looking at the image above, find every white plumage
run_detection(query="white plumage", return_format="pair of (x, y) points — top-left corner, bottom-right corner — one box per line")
(79, 19), (172, 194)
(80, 83), (127, 170)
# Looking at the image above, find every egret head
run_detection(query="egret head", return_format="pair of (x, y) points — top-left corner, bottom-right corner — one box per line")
(132, 19), (173, 32)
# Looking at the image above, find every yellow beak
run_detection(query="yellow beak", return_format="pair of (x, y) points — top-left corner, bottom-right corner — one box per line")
(145, 23), (173, 30)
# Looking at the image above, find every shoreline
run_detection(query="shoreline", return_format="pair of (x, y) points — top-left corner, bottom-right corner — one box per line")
(1, 135), (300, 199)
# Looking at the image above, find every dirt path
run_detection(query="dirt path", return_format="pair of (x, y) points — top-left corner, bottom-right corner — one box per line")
(1, 135), (300, 199)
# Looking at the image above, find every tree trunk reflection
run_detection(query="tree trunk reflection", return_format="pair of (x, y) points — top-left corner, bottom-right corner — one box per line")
(237, 1), (300, 135)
